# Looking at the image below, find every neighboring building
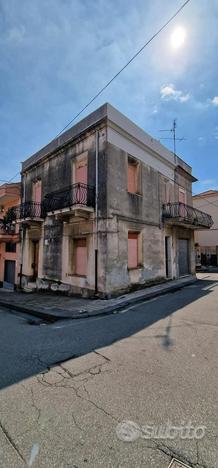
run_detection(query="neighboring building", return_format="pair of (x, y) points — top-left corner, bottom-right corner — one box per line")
(9, 104), (213, 297)
(193, 190), (218, 267)
(0, 183), (21, 288)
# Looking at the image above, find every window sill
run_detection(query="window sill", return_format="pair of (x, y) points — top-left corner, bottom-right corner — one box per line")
(67, 273), (87, 278)
(127, 191), (142, 197)
(128, 265), (144, 271)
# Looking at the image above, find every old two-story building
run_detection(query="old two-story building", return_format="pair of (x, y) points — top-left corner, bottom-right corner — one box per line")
(193, 190), (218, 267)
(0, 183), (21, 288)
(9, 104), (213, 297)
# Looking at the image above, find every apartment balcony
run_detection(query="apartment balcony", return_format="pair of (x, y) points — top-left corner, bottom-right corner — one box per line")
(44, 183), (95, 217)
(162, 203), (213, 230)
(8, 201), (45, 224)
(0, 222), (18, 242)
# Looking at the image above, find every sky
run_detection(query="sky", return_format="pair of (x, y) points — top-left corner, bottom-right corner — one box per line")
(0, 0), (217, 194)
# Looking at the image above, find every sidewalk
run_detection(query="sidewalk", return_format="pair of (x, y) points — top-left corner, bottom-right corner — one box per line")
(0, 275), (197, 322)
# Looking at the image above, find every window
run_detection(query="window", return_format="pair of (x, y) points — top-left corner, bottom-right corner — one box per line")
(73, 155), (88, 204)
(128, 233), (139, 269)
(5, 242), (16, 253)
(179, 188), (186, 204)
(32, 180), (42, 203)
(128, 158), (138, 193)
(75, 238), (87, 276)
(74, 157), (88, 185)
(163, 179), (173, 203)
(179, 188), (186, 217)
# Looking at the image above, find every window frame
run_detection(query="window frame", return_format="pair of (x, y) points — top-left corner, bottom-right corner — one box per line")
(70, 237), (88, 277)
(128, 231), (141, 270)
(127, 156), (141, 195)
(5, 242), (16, 253)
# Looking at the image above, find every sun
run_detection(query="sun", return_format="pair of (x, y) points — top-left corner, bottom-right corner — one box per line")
(170, 26), (186, 49)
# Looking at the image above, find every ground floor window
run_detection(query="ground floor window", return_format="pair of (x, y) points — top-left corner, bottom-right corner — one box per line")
(75, 238), (87, 276)
(5, 242), (16, 253)
(128, 232), (139, 269)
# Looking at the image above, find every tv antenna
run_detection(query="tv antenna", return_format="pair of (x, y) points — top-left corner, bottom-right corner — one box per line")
(159, 119), (186, 155)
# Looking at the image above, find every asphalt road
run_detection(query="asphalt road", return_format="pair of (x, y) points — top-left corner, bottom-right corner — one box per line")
(0, 273), (217, 468)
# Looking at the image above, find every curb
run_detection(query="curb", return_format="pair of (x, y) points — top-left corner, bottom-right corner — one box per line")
(0, 301), (59, 322)
(86, 277), (197, 318)
(0, 277), (197, 323)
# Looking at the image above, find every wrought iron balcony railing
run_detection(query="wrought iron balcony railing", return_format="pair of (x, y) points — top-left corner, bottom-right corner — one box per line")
(7, 202), (45, 222)
(44, 183), (95, 213)
(162, 202), (213, 229)
(0, 220), (16, 235)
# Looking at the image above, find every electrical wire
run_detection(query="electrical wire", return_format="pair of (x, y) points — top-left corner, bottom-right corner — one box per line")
(54, 0), (192, 138)
(2, 0), (217, 213)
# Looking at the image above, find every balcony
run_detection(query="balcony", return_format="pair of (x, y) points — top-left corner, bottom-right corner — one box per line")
(44, 183), (95, 216)
(8, 202), (45, 223)
(162, 203), (213, 229)
(0, 221), (18, 242)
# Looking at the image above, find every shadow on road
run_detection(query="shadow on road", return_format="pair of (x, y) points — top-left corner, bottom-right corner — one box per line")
(0, 277), (217, 390)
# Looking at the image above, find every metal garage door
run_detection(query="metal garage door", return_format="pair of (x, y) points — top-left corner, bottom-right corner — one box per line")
(178, 239), (189, 276)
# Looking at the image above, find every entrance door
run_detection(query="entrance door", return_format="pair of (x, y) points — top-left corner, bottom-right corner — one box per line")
(32, 241), (39, 279)
(4, 260), (16, 284)
(178, 239), (189, 276)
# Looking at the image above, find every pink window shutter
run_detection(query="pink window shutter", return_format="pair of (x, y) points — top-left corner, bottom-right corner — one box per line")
(33, 181), (42, 203)
(179, 190), (186, 217)
(75, 161), (88, 184)
(179, 190), (185, 204)
(128, 233), (138, 269)
(75, 239), (87, 276)
(128, 164), (137, 193)
(75, 161), (88, 203)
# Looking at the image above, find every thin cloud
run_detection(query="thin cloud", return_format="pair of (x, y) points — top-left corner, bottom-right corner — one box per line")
(211, 96), (218, 106)
(201, 178), (217, 186)
(160, 84), (190, 103)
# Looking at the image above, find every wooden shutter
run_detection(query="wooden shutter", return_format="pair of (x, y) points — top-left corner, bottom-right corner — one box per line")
(128, 233), (138, 269)
(75, 239), (87, 276)
(32, 181), (42, 203)
(75, 159), (88, 184)
(128, 163), (137, 193)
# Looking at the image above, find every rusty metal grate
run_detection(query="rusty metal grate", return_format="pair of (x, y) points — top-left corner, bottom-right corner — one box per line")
(168, 459), (192, 468)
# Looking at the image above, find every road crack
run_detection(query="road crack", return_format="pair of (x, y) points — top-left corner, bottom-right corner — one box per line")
(0, 420), (26, 464)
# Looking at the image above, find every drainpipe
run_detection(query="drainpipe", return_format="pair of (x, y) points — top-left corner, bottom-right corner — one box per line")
(19, 174), (25, 289)
(95, 130), (99, 295)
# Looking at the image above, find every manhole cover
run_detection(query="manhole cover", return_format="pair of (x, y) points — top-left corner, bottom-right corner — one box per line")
(168, 459), (192, 468)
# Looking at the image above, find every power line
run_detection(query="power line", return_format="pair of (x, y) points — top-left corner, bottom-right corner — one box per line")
(7, 172), (20, 183)
(2, 0), (217, 213)
(55, 0), (192, 138)
(0, 172), (20, 184)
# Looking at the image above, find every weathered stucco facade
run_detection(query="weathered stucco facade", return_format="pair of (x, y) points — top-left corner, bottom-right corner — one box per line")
(10, 104), (212, 297)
